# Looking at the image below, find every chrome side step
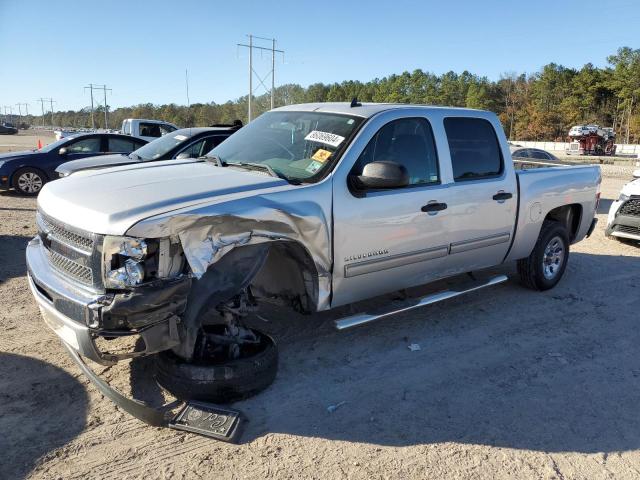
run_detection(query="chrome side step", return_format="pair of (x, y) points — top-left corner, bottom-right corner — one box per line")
(334, 274), (509, 330)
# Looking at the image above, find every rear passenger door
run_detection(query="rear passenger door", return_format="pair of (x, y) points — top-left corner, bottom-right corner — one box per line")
(442, 117), (517, 272)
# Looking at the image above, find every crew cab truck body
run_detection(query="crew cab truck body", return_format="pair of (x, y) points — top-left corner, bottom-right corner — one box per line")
(26, 103), (600, 430)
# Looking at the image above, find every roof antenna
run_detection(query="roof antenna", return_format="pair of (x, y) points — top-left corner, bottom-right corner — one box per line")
(350, 97), (361, 108)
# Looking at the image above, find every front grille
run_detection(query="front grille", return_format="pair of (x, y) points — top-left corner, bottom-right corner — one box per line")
(37, 212), (94, 252)
(45, 248), (94, 285)
(615, 225), (640, 235)
(619, 198), (640, 217)
(37, 210), (102, 290)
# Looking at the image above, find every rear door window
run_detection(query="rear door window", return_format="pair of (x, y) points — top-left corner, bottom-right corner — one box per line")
(444, 117), (503, 181)
(108, 137), (138, 153)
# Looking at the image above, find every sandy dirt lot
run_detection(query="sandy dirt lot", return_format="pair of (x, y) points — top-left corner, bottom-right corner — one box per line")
(1, 134), (640, 479)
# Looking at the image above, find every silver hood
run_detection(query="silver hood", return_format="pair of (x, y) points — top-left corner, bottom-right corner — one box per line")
(37, 159), (290, 235)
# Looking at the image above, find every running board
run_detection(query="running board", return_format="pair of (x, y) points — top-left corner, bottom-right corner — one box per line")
(334, 274), (509, 330)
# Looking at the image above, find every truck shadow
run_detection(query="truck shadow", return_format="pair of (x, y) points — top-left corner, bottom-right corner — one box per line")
(0, 235), (32, 282)
(233, 252), (640, 454)
(0, 353), (88, 480)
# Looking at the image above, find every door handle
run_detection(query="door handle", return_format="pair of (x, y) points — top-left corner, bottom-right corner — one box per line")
(492, 191), (513, 201)
(421, 202), (448, 213)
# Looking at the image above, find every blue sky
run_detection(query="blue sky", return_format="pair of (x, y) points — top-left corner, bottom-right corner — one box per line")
(1, 0), (638, 113)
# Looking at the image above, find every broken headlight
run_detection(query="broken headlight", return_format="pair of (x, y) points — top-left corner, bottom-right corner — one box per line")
(102, 236), (184, 289)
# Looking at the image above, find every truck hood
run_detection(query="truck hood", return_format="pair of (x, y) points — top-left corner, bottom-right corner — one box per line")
(56, 153), (133, 175)
(38, 159), (290, 235)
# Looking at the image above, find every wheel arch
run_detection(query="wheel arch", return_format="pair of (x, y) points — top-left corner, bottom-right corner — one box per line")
(543, 203), (582, 242)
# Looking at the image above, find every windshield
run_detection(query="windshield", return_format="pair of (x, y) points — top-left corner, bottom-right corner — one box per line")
(39, 136), (79, 152)
(133, 130), (194, 160)
(207, 111), (363, 182)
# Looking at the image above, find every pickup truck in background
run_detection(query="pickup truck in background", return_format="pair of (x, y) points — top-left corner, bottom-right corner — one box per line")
(121, 118), (178, 142)
(26, 103), (601, 433)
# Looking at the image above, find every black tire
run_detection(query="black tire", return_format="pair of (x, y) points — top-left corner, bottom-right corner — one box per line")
(12, 167), (47, 196)
(517, 220), (570, 291)
(154, 329), (278, 403)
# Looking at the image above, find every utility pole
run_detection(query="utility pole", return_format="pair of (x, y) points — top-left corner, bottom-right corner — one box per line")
(84, 84), (96, 129)
(16, 103), (28, 126)
(237, 35), (284, 122)
(48, 98), (56, 128)
(38, 98), (47, 128)
(101, 84), (112, 129)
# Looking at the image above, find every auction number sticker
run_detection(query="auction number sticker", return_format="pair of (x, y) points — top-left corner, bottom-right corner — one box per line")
(305, 130), (345, 148)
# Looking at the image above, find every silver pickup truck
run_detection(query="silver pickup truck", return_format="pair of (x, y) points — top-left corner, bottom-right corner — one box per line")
(26, 103), (600, 432)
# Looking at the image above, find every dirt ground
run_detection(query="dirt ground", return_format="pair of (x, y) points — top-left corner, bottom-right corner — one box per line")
(1, 133), (640, 480)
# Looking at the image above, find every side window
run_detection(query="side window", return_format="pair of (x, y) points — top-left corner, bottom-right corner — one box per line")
(202, 135), (227, 155)
(179, 139), (207, 158)
(108, 138), (137, 153)
(66, 138), (101, 154)
(511, 149), (528, 159)
(352, 117), (439, 186)
(133, 139), (147, 149)
(139, 123), (162, 138)
(160, 124), (176, 135)
(444, 117), (503, 181)
(529, 149), (548, 160)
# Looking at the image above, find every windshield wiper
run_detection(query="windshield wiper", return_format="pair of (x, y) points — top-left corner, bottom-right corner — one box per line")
(207, 154), (227, 167)
(129, 152), (141, 160)
(231, 162), (289, 181)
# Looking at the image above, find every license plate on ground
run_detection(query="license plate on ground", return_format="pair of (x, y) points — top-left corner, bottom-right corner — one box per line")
(169, 402), (243, 443)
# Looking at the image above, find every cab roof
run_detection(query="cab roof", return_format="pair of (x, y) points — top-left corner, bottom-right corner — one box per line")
(272, 102), (488, 118)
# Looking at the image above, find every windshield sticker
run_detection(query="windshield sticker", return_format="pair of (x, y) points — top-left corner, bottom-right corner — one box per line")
(305, 160), (324, 174)
(305, 130), (345, 148)
(312, 148), (332, 162)
(173, 134), (188, 141)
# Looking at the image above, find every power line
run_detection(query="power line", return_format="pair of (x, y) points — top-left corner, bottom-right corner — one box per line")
(237, 35), (284, 122)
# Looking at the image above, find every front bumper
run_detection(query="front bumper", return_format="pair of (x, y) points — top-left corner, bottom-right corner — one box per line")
(26, 236), (186, 365)
(606, 213), (640, 240)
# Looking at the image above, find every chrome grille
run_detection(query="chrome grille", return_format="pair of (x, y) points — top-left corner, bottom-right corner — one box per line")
(45, 248), (94, 285)
(37, 212), (94, 252)
(619, 198), (640, 217)
(615, 225), (640, 235)
(37, 211), (102, 290)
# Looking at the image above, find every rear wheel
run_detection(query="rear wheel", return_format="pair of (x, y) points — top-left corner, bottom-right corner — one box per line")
(13, 168), (46, 196)
(517, 220), (570, 291)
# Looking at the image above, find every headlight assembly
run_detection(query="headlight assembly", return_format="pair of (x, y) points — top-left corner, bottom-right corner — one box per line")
(618, 193), (630, 202)
(102, 235), (185, 289)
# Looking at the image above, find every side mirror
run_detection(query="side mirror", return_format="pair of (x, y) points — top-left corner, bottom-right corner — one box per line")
(354, 161), (410, 190)
(633, 169), (640, 179)
(175, 152), (192, 160)
(58, 147), (68, 156)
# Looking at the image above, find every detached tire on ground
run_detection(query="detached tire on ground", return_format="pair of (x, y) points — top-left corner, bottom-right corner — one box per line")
(154, 330), (278, 404)
(517, 220), (570, 291)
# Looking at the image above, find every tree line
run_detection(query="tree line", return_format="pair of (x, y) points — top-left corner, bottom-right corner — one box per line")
(17, 46), (640, 143)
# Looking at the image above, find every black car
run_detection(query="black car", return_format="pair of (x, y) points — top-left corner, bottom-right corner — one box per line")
(0, 123), (18, 135)
(0, 133), (147, 195)
(56, 125), (241, 177)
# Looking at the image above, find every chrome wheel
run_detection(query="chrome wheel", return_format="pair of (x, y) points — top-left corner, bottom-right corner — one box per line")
(17, 172), (43, 193)
(542, 235), (565, 280)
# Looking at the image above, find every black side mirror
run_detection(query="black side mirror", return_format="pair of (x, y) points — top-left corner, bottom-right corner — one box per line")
(355, 161), (409, 190)
(58, 147), (68, 156)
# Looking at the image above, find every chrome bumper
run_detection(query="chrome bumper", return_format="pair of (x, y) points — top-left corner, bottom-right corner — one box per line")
(26, 236), (111, 363)
(27, 236), (184, 365)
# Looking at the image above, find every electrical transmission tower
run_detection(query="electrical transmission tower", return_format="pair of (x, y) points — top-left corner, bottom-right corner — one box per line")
(37, 98), (54, 128)
(85, 84), (112, 129)
(237, 35), (284, 122)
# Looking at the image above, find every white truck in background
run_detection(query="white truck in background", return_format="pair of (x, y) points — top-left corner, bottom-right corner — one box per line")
(121, 118), (179, 142)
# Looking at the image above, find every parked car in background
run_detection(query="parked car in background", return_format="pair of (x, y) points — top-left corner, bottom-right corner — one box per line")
(0, 133), (147, 195)
(121, 118), (178, 142)
(510, 146), (559, 162)
(0, 123), (18, 135)
(606, 168), (640, 242)
(56, 125), (241, 177)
